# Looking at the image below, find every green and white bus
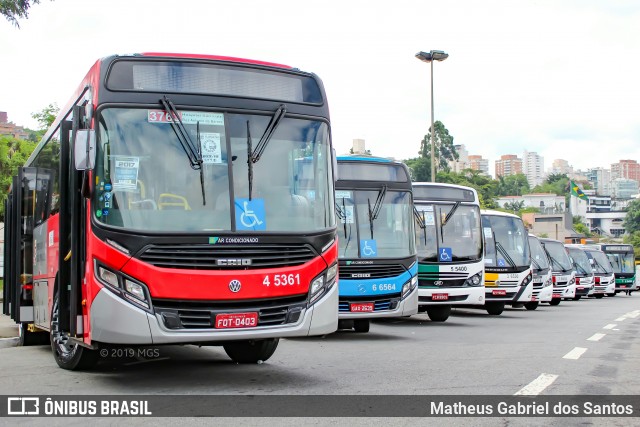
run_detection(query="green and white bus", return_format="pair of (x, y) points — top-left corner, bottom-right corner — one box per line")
(593, 244), (636, 295)
(412, 183), (484, 322)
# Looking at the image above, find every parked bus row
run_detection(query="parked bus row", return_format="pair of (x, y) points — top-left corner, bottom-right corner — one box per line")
(3, 53), (636, 371)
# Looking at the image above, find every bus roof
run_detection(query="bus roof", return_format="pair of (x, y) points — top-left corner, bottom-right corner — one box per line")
(480, 209), (521, 219)
(140, 52), (294, 69)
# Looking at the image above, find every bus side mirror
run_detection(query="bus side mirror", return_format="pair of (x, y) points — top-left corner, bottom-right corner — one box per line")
(74, 129), (96, 170)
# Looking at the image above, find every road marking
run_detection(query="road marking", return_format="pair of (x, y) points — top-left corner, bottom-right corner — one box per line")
(514, 373), (559, 396)
(628, 312), (640, 319)
(563, 347), (588, 360)
(615, 317), (626, 321)
(587, 333), (606, 342)
(603, 324), (616, 330)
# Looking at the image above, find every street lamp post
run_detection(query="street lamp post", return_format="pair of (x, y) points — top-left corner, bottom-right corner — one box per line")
(415, 50), (448, 182)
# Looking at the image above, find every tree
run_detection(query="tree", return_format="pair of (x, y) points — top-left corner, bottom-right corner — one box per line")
(623, 199), (640, 234)
(404, 157), (431, 182)
(419, 120), (458, 174)
(1, 0), (49, 27)
(496, 173), (530, 196)
(32, 103), (58, 131)
(0, 135), (37, 220)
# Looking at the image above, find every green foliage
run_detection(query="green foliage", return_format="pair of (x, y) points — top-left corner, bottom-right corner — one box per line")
(419, 120), (458, 174)
(623, 199), (640, 234)
(623, 231), (640, 258)
(0, 0), (48, 27)
(435, 169), (499, 209)
(495, 174), (530, 196)
(503, 200), (525, 213)
(32, 103), (58, 131)
(573, 222), (591, 236)
(0, 135), (37, 220)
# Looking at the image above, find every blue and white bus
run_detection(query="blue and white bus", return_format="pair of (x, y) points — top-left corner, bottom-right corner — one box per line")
(334, 156), (418, 332)
(413, 183), (484, 321)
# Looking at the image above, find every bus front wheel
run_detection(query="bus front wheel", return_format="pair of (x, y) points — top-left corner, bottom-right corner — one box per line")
(353, 319), (370, 333)
(50, 296), (99, 371)
(224, 339), (279, 363)
(524, 302), (539, 311)
(549, 299), (561, 306)
(427, 306), (451, 322)
(485, 302), (504, 315)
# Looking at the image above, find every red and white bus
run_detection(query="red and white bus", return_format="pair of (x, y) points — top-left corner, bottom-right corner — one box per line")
(3, 53), (338, 370)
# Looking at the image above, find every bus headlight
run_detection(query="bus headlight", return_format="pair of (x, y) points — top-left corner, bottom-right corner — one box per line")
(401, 276), (418, 299)
(521, 273), (532, 286)
(309, 263), (337, 305)
(464, 273), (483, 287)
(569, 277), (575, 285)
(94, 260), (152, 311)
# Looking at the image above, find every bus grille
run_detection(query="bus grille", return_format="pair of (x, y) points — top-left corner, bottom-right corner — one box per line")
(152, 295), (308, 329)
(339, 264), (406, 280)
(138, 243), (317, 270)
(338, 295), (400, 312)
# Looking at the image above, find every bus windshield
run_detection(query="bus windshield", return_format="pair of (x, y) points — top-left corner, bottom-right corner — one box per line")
(415, 203), (482, 262)
(528, 236), (550, 270)
(482, 215), (530, 268)
(542, 241), (573, 272)
(93, 107), (334, 233)
(589, 250), (614, 274)
(567, 247), (592, 275)
(605, 251), (635, 274)
(336, 189), (414, 259)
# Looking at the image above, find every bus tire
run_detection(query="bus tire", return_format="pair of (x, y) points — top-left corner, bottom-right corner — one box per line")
(485, 302), (504, 315)
(549, 299), (561, 306)
(223, 339), (279, 363)
(607, 293), (616, 297)
(50, 295), (99, 371)
(18, 323), (50, 346)
(353, 319), (370, 333)
(524, 302), (539, 311)
(427, 306), (451, 322)
(573, 296), (581, 301)
(594, 294), (604, 299)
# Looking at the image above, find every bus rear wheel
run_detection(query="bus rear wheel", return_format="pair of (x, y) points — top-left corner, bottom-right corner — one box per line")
(19, 323), (49, 346)
(427, 306), (451, 322)
(223, 338), (279, 363)
(549, 299), (561, 306)
(50, 295), (99, 371)
(524, 302), (539, 311)
(353, 319), (370, 333)
(485, 302), (504, 315)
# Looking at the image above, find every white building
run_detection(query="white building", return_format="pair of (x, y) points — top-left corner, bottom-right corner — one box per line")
(586, 167), (611, 196)
(549, 159), (573, 175)
(497, 193), (565, 214)
(449, 144), (469, 173)
(523, 150), (545, 188)
(611, 178), (639, 199)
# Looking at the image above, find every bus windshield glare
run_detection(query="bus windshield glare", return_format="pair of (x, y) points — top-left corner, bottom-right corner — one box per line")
(94, 108), (334, 233)
(482, 215), (529, 268)
(415, 203), (482, 262)
(528, 236), (550, 270)
(567, 248), (592, 275)
(336, 190), (414, 259)
(605, 251), (635, 274)
(590, 250), (614, 274)
(542, 242), (573, 272)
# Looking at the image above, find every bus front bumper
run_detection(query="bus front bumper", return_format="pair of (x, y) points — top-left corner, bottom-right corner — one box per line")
(338, 287), (418, 319)
(89, 285), (338, 345)
(418, 287), (485, 306)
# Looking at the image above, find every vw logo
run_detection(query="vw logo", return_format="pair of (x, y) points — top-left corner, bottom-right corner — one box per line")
(434, 280), (444, 286)
(358, 284), (367, 294)
(229, 279), (242, 293)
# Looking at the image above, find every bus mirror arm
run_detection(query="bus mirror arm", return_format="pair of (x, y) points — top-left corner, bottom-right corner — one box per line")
(81, 171), (92, 199)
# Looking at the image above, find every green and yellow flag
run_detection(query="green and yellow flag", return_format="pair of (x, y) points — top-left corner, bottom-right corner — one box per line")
(570, 180), (589, 201)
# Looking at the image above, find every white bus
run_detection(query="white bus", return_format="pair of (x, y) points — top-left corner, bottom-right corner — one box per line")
(527, 234), (553, 310)
(481, 210), (533, 315)
(539, 238), (576, 305)
(412, 183), (484, 322)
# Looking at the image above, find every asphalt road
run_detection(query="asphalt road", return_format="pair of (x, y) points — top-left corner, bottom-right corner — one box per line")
(0, 294), (639, 425)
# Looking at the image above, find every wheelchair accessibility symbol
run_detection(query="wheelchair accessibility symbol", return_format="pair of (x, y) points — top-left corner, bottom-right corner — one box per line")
(439, 247), (452, 262)
(235, 198), (266, 230)
(360, 239), (377, 257)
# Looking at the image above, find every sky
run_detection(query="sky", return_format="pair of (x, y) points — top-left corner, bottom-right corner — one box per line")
(1, 0), (640, 176)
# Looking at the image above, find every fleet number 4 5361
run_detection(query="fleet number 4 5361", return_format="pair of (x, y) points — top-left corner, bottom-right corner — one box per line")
(263, 274), (301, 287)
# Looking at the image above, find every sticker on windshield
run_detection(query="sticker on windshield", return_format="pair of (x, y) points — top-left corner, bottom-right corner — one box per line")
(483, 227), (493, 239)
(200, 133), (222, 164)
(439, 247), (452, 262)
(497, 259), (506, 267)
(235, 198), (266, 231)
(335, 190), (352, 200)
(341, 206), (354, 224)
(113, 156), (139, 190)
(484, 258), (493, 265)
(424, 212), (435, 226)
(360, 239), (377, 257)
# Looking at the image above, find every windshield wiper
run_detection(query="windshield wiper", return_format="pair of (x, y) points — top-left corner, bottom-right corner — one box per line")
(414, 206), (427, 246)
(531, 257), (541, 270)
(196, 122), (205, 206)
(160, 96), (203, 169)
(367, 185), (387, 239)
(495, 241), (516, 268)
(442, 202), (460, 227)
